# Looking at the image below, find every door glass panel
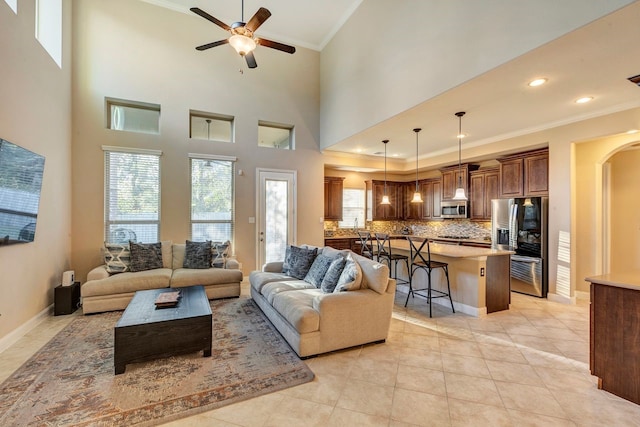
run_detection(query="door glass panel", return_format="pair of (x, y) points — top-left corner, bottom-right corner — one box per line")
(265, 179), (288, 263)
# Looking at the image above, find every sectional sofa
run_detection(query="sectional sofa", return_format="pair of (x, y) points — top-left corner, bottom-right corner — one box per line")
(250, 246), (396, 358)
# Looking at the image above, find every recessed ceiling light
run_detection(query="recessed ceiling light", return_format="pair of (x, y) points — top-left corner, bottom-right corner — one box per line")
(528, 78), (547, 87)
(575, 96), (593, 104)
(457, 133), (467, 139)
(354, 148), (362, 153)
(392, 154), (399, 157)
(627, 129), (639, 134)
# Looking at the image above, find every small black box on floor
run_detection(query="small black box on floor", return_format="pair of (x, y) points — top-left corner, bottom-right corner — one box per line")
(54, 281), (80, 316)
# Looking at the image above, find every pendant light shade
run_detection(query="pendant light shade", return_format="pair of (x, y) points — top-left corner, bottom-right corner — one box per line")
(452, 111), (468, 201)
(411, 128), (423, 203)
(381, 139), (391, 205)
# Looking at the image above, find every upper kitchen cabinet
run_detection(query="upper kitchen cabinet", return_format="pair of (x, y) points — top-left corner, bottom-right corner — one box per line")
(421, 178), (442, 220)
(440, 164), (478, 201)
(403, 181), (423, 220)
(366, 180), (402, 221)
(469, 167), (499, 220)
(498, 149), (548, 198)
(324, 177), (344, 220)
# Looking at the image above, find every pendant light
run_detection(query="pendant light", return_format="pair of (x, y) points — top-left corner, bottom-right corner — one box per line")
(381, 139), (391, 205)
(411, 128), (423, 203)
(452, 111), (468, 201)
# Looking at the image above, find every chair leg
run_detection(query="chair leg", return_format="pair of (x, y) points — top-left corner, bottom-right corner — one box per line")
(444, 266), (455, 313)
(427, 268), (433, 318)
(404, 265), (415, 307)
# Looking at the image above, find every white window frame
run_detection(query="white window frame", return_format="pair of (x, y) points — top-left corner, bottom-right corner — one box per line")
(103, 146), (162, 243)
(189, 153), (236, 248)
(258, 120), (294, 149)
(338, 188), (366, 229)
(35, 0), (62, 67)
(106, 97), (161, 135)
(189, 110), (235, 142)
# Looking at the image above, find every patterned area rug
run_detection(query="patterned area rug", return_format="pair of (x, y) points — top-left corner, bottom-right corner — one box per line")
(0, 297), (314, 426)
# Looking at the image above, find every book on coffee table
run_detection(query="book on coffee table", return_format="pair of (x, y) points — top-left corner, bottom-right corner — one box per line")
(155, 290), (181, 308)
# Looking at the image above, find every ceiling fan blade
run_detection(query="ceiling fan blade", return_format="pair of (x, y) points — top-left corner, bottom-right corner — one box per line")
(257, 38), (296, 54)
(246, 7), (271, 33)
(195, 39), (229, 51)
(190, 7), (231, 31)
(245, 52), (258, 69)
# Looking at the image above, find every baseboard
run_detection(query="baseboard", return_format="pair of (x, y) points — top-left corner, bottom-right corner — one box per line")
(575, 290), (590, 301)
(0, 304), (53, 354)
(547, 292), (576, 305)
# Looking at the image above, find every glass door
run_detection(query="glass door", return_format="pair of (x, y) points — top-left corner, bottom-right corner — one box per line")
(256, 169), (296, 268)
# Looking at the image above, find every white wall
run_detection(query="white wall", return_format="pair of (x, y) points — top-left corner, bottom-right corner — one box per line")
(0, 0), (72, 341)
(71, 0), (322, 280)
(319, 0), (634, 149)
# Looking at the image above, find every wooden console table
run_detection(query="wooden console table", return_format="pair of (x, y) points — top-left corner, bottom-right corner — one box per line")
(586, 273), (640, 405)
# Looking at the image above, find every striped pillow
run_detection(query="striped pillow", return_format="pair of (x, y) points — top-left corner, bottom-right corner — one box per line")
(104, 243), (131, 274)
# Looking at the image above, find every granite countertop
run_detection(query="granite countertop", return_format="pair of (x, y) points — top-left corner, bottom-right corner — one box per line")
(324, 233), (492, 245)
(390, 239), (512, 258)
(585, 272), (640, 291)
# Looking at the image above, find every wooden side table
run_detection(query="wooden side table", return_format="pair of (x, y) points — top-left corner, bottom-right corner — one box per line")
(54, 281), (80, 315)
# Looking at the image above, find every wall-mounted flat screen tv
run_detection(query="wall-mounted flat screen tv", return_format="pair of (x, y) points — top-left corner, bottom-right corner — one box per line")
(0, 139), (45, 246)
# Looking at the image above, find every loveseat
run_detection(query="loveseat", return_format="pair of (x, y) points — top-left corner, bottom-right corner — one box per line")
(250, 245), (396, 358)
(82, 241), (243, 314)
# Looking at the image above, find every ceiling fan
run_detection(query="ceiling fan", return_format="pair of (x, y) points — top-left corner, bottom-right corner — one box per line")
(190, 1), (296, 69)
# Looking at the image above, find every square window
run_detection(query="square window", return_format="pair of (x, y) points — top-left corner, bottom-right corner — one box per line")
(106, 98), (160, 134)
(190, 111), (234, 142)
(258, 121), (294, 149)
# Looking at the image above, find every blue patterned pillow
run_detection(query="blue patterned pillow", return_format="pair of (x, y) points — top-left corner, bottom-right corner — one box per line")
(183, 240), (212, 269)
(334, 253), (362, 292)
(321, 256), (346, 293)
(304, 254), (333, 288)
(283, 245), (318, 279)
(129, 241), (163, 272)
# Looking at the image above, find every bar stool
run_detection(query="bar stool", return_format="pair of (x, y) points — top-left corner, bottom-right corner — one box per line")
(375, 233), (409, 286)
(405, 236), (455, 318)
(356, 230), (377, 260)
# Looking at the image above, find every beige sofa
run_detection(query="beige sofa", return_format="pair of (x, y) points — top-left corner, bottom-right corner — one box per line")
(82, 243), (243, 314)
(249, 246), (396, 358)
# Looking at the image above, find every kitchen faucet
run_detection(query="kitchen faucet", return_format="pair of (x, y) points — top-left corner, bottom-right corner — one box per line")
(353, 218), (358, 231)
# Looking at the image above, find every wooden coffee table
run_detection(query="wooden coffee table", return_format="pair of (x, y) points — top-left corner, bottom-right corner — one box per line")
(114, 285), (212, 375)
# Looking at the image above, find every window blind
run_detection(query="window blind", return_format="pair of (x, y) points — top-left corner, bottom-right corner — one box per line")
(104, 150), (160, 243)
(339, 188), (365, 228)
(190, 157), (235, 244)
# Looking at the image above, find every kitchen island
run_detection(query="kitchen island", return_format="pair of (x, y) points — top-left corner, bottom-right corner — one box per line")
(390, 239), (513, 316)
(586, 273), (640, 405)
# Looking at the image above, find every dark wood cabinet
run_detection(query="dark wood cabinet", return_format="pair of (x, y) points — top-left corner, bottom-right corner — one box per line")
(404, 181), (423, 220)
(324, 237), (362, 255)
(589, 281), (640, 405)
(440, 164), (477, 201)
(498, 149), (548, 198)
(366, 180), (402, 220)
(469, 168), (499, 220)
(54, 282), (81, 315)
(420, 178), (442, 220)
(324, 177), (344, 220)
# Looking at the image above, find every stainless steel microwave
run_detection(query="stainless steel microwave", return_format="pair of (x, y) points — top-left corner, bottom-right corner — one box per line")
(441, 200), (468, 218)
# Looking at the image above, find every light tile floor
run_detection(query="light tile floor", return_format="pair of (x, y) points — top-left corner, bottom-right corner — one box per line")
(2, 283), (640, 426)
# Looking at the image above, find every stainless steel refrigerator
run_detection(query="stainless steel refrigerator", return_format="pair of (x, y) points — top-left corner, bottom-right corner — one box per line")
(491, 197), (548, 297)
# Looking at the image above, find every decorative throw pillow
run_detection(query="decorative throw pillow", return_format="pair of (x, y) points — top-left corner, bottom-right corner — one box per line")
(129, 241), (163, 272)
(304, 254), (333, 288)
(211, 240), (230, 268)
(283, 245), (318, 279)
(183, 240), (212, 269)
(104, 242), (131, 274)
(334, 253), (363, 292)
(321, 256), (347, 293)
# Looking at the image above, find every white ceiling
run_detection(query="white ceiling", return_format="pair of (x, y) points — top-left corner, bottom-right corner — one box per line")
(143, 0), (640, 169)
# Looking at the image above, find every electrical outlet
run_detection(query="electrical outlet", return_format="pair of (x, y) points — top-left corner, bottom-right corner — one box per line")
(480, 267), (485, 277)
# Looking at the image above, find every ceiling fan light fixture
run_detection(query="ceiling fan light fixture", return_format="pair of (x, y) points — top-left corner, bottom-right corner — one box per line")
(229, 34), (256, 56)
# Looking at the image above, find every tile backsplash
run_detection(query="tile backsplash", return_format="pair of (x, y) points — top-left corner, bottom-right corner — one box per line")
(324, 219), (491, 240)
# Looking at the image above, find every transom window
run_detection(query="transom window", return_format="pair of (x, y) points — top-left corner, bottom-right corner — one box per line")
(190, 155), (235, 244)
(106, 98), (160, 135)
(258, 121), (294, 149)
(35, 0), (62, 67)
(190, 111), (234, 142)
(104, 147), (161, 243)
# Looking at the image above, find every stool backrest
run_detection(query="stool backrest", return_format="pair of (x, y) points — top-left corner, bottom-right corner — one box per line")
(357, 231), (373, 258)
(406, 236), (431, 265)
(375, 233), (392, 258)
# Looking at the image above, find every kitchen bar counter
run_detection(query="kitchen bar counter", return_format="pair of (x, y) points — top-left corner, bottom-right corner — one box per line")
(389, 238), (513, 316)
(586, 272), (640, 405)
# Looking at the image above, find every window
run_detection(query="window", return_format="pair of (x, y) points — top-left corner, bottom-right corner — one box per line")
(4, 0), (17, 14)
(190, 111), (234, 142)
(339, 188), (365, 229)
(104, 147), (161, 243)
(35, 0), (62, 67)
(258, 121), (294, 149)
(106, 98), (160, 134)
(190, 155), (235, 244)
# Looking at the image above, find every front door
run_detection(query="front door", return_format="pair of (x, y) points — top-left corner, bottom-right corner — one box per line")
(256, 169), (296, 269)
